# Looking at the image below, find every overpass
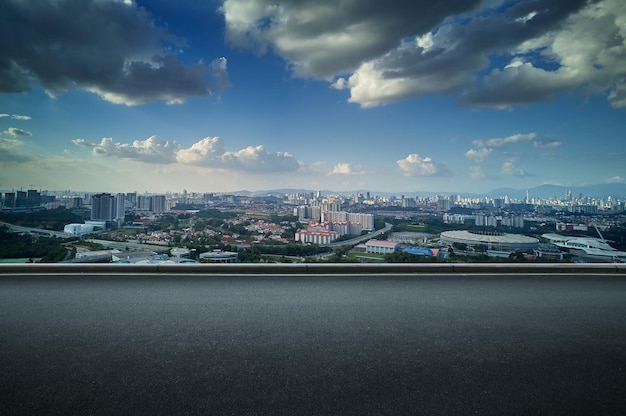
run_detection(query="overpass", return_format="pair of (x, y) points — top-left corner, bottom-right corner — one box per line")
(1, 264), (625, 415)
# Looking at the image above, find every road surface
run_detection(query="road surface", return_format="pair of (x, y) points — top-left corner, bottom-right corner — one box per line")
(325, 222), (393, 247)
(1, 273), (625, 415)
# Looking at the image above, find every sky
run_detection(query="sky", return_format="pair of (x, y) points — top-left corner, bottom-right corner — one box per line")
(1, 0), (625, 195)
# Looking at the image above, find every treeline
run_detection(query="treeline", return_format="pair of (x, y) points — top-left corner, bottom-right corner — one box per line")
(0, 207), (84, 231)
(238, 243), (330, 262)
(0, 227), (69, 262)
(384, 251), (442, 263)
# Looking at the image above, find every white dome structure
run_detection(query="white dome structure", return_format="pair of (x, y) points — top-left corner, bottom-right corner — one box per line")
(63, 223), (95, 235)
(440, 230), (539, 251)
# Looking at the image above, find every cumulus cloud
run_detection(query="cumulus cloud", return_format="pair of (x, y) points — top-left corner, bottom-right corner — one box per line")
(4, 127), (32, 137)
(0, 0), (228, 105)
(221, 0), (482, 80)
(501, 159), (531, 177)
(223, 0), (626, 109)
(465, 148), (492, 163)
(397, 153), (451, 177)
(462, 0), (626, 108)
(0, 114), (31, 120)
(72, 136), (180, 163)
(74, 135), (300, 173)
(177, 136), (299, 172)
(327, 163), (365, 176)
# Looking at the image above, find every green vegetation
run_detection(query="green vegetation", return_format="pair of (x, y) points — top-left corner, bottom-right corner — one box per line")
(348, 252), (384, 261)
(0, 226), (69, 262)
(147, 214), (182, 231)
(238, 243), (330, 262)
(195, 208), (238, 220)
(384, 251), (441, 263)
(0, 207), (84, 231)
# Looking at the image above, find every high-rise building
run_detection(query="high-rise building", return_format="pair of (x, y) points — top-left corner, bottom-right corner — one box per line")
(137, 195), (151, 211)
(27, 189), (41, 206)
(401, 197), (415, 208)
(91, 193), (115, 222)
(437, 196), (451, 211)
(151, 195), (166, 213)
(125, 192), (137, 208)
(3, 192), (15, 207)
(115, 193), (125, 225)
(16, 191), (27, 207)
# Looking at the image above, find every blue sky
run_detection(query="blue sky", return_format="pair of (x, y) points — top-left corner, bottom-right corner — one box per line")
(1, 0), (625, 195)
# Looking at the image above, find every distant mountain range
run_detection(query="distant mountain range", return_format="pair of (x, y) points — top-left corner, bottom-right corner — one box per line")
(236, 183), (626, 200)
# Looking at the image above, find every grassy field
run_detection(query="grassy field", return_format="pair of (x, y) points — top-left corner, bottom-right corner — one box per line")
(348, 252), (385, 262)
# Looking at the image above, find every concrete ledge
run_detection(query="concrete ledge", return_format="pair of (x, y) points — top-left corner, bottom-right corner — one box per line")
(1, 262), (625, 275)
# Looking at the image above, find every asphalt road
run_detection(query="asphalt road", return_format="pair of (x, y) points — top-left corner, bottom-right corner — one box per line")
(1, 274), (625, 415)
(325, 222), (393, 247)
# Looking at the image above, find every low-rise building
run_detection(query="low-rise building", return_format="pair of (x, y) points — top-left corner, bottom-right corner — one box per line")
(365, 240), (399, 254)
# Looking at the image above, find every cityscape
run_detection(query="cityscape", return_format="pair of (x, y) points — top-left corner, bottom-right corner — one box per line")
(2, 2), (626, 414)
(2, 1), (624, 265)
(1, 185), (625, 264)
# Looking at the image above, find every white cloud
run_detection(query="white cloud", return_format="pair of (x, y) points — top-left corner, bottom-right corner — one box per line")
(73, 136), (180, 163)
(175, 137), (226, 165)
(223, 0), (626, 109)
(223, 145), (299, 172)
(461, 0), (626, 108)
(4, 127), (32, 137)
(465, 148), (492, 163)
(465, 133), (540, 163)
(75, 135), (300, 173)
(397, 153), (451, 177)
(327, 163), (365, 176)
(0, 114), (31, 120)
(473, 133), (537, 148)
(501, 159), (531, 177)
(177, 136), (299, 172)
(605, 175), (626, 183)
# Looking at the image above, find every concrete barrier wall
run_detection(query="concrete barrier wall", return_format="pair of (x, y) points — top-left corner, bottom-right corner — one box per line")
(1, 262), (625, 275)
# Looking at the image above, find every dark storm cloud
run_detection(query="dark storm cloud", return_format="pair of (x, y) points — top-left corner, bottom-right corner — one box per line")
(380, 0), (590, 80)
(221, 0), (484, 79)
(0, 0), (228, 105)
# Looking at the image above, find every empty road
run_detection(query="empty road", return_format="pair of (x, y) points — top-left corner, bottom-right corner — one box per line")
(1, 273), (625, 415)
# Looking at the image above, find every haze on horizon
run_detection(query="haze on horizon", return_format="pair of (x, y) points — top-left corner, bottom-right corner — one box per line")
(1, 0), (625, 195)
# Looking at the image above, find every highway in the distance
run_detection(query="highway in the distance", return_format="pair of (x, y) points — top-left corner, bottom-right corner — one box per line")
(1, 272), (625, 415)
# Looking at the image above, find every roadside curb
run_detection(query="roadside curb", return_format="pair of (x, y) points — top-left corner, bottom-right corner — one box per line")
(1, 263), (625, 275)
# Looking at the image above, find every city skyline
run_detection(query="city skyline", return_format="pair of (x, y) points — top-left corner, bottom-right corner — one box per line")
(1, 0), (625, 194)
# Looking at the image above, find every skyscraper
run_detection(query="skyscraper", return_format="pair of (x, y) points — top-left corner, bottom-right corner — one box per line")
(115, 193), (126, 225)
(91, 193), (115, 222)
